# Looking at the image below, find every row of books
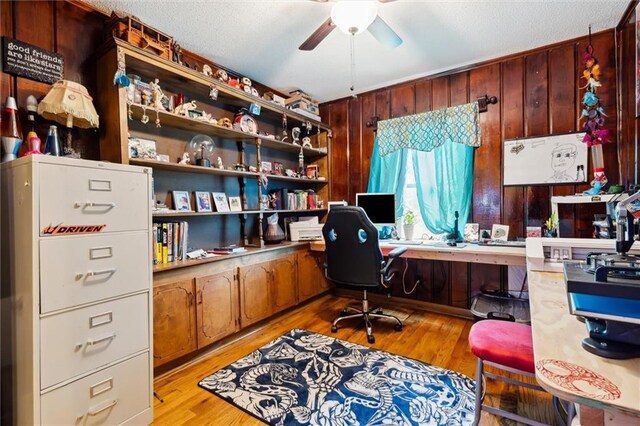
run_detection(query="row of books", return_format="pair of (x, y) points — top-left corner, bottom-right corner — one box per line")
(270, 188), (320, 210)
(153, 221), (189, 264)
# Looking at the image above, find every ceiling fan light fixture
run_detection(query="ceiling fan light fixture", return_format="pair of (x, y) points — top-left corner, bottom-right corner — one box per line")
(330, 1), (378, 35)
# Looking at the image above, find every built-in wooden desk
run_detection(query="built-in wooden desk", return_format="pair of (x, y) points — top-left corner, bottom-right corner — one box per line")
(309, 240), (526, 266)
(528, 270), (640, 422)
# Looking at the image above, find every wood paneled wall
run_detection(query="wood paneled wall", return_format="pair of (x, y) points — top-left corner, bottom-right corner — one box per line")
(1, 1), (106, 159)
(321, 30), (621, 305)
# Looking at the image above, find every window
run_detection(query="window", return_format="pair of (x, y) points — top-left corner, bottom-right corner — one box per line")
(401, 152), (441, 240)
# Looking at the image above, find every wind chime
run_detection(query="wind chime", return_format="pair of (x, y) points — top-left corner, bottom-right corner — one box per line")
(581, 28), (609, 195)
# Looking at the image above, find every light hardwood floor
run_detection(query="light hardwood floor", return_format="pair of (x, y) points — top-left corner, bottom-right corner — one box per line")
(153, 294), (559, 425)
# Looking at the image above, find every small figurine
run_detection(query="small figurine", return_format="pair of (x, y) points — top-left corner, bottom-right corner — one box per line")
(174, 100), (197, 116)
(172, 43), (183, 65)
(209, 85), (219, 100)
(218, 117), (233, 128)
(149, 78), (167, 110)
(179, 152), (190, 164)
(215, 69), (228, 82)
(217, 157), (224, 169)
(202, 64), (213, 77)
(291, 127), (301, 146)
(228, 78), (240, 89)
(302, 136), (312, 148)
(251, 87), (260, 97)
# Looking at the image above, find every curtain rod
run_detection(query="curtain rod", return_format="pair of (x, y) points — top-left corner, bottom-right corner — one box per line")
(365, 94), (498, 131)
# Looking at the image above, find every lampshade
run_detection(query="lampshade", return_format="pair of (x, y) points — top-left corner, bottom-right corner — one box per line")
(37, 80), (99, 130)
(331, 1), (378, 35)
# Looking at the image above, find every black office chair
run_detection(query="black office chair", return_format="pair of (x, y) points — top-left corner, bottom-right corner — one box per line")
(322, 206), (407, 343)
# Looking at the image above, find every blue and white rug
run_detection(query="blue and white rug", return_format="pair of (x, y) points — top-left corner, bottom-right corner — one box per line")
(199, 329), (476, 425)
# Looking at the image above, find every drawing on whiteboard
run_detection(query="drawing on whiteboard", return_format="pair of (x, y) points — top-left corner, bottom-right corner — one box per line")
(503, 132), (587, 186)
(548, 144), (577, 182)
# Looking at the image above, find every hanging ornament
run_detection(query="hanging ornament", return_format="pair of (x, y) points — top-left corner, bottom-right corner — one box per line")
(113, 48), (130, 87)
(580, 28), (609, 195)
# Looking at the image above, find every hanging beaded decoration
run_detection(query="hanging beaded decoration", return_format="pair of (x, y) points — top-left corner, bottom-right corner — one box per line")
(155, 109), (161, 128)
(113, 47), (130, 87)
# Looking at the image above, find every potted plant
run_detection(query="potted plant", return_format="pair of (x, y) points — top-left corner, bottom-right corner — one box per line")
(544, 212), (558, 237)
(403, 208), (416, 240)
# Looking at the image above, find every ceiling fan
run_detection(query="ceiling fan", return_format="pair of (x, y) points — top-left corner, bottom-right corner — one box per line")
(299, 0), (402, 51)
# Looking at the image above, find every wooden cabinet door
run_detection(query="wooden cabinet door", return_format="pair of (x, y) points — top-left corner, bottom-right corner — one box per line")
(153, 280), (197, 368)
(238, 261), (272, 327)
(270, 253), (298, 313)
(196, 270), (239, 349)
(298, 250), (329, 301)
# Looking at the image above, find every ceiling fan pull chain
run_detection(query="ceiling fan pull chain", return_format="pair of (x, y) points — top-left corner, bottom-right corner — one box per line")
(350, 33), (356, 93)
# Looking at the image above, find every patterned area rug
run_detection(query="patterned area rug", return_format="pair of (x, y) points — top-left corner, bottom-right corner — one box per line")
(199, 329), (476, 425)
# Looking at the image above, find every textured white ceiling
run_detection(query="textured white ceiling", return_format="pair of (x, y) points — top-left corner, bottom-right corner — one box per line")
(84, 0), (627, 103)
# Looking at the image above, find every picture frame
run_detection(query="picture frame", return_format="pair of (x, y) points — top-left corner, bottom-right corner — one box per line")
(260, 161), (272, 174)
(211, 192), (230, 212)
(128, 136), (157, 159)
(463, 223), (479, 242)
(491, 224), (510, 242)
(172, 190), (192, 211)
(305, 164), (318, 179)
(526, 226), (542, 238)
(195, 191), (212, 212)
(228, 196), (242, 212)
(188, 109), (204, 119)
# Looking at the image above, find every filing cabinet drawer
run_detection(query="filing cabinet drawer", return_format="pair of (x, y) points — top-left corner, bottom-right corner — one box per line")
(40, 232), (150, 313)
(41, 352), (150, 426)
(39, 163), (149, 234)
(40, 293), (149, 389)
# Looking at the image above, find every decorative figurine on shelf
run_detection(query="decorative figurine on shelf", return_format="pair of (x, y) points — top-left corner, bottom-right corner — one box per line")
(172, 42), (183, 65)
(179, 152), (190, 164)
(217, 157), (224, 169)
(174, 100), (197, 116)
(218, 117), (233, 128)
(292, 127), (301, 145)
(209, 85), (219, 101)
(202, 64), (213, 77)
(149, 78), (167, 111)
(215, 69), (228, 82)
(580, 27), (609, 194)
(228, 78), (240, 89)
(544, 212), (558, 238)
(241, 77), (252, 94)
(302, 136), (312, 149)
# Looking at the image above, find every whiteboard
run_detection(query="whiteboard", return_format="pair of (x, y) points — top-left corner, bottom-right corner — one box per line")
(503, 132), (588, 186)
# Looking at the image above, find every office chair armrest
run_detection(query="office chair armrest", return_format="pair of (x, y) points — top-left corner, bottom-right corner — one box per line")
(388, 247), (408, 258)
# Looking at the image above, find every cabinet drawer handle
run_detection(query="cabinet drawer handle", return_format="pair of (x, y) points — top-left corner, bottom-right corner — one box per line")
(90, 377), (113, 398)
(89, 246), (113, 260)
(75, 201), (116, 209)
(87, 399), (118, 416)
(86, 333), (116, 346)
(86, 268), (117, 277)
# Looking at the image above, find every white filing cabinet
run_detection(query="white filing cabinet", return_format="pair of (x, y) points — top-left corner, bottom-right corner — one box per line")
(1, 156), (153, 425)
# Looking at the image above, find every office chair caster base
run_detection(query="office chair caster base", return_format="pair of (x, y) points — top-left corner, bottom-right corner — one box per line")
(367, 335), (375, 344)
(331, 325), (338, 333)
(394, 324), (402, 332)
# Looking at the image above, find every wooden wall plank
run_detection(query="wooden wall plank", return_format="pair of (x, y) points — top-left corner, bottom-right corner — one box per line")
(549, 45), (577, 236)
(360, 94), (376, 190)
(415, 79), (432, 113)
(618, 9), (636, 188)
(431, 77), (450, 110)
(449, 73), (468, 106)
(501, 58), (525, 240)
(0, 1), (14, 100)
(390, 83), (415, 118)
(329, 100), (349, 201)
(524, 51), (550, 228)
(348, 97), (362, 204)
(469, 63), (502, 296)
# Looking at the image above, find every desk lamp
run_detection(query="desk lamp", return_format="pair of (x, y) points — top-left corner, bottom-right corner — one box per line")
(37, 80), (99, 158)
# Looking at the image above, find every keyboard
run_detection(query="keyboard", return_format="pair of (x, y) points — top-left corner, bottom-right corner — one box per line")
(479, 240), (526, 247)
(387, 240), (423, 246)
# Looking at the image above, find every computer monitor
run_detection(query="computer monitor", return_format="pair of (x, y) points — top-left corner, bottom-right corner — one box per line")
(355, 192), (396, 226)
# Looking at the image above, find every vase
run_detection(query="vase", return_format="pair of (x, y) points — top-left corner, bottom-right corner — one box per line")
(264, 213), (285, 244)
(403, 224), (415, 240)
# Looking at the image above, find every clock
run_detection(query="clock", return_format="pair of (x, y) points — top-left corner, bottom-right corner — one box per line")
(233, 109), (258, 134)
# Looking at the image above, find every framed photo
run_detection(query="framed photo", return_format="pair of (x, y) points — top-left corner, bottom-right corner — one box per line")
(305, 164), (318, 179)
(463, 223), (479, 242)
(211, 192), (230, 212)
(228, 196), (242, 212)
(491, 224), (509, 242)
(526, 226), (542, 238)
(260, 161), (272, 174)
(172, 190), (192, 211)
(195, 191), (212, 212)
(128, 136), (157, 159)
(273, 162), (283, 175)
(188, 109), (204, 119)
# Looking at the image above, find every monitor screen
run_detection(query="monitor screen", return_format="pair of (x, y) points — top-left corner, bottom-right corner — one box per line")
(355, 193), (396, 225)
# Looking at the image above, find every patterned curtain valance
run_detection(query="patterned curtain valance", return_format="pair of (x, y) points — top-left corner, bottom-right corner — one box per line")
(377, 102), (481, 156)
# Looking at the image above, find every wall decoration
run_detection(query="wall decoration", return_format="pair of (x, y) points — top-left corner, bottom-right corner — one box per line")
(503, 132), (588, 186)
(212, 192), (230, 212)
(172, 190), (192, 211)
(228, 196), (242, 212)
(2, 37), (63, 84)
(491, 224), (509, 242)
(463, 223), (479, 242)
(195, 191), (212, 212)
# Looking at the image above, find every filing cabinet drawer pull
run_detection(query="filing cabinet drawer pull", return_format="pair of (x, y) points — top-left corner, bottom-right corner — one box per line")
(86, 268), (117, 277)
(90, 377), (114, 398)
(74, 201), (117, 209)
(87, 399), (118, 416)
(86, 333), (116, 346)
(89, 246), (113, 260)
(89, 311), (113, 328)
(88, 179), (112, 192)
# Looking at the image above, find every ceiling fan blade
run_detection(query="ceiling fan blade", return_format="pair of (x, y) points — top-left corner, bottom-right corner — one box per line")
(367, 16), (402, 49)
(299, 17), (336, 50)
(377, 0), (397, 2)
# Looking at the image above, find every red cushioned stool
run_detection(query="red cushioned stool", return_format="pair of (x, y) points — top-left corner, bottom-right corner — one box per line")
(468, 319), (560, 426)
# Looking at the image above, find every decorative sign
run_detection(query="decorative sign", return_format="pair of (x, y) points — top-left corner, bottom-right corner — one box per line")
(41, 223), (106, 236)
(2, 37), (63, 84)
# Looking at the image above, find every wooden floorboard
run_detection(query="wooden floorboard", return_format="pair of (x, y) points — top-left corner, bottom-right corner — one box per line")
(153, 295), (559, 425)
